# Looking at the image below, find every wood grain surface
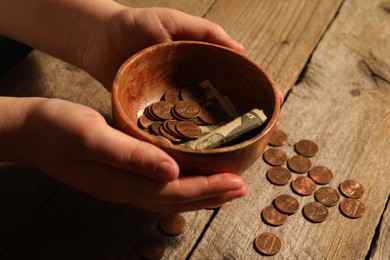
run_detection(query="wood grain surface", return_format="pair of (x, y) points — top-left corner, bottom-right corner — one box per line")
(0, 0), (389, 259)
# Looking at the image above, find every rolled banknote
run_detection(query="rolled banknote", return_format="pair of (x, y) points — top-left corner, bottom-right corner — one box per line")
(180, 108), (267, 149)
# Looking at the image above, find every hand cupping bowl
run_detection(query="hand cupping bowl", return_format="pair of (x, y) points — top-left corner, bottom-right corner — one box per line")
(112, 41), (280, 175)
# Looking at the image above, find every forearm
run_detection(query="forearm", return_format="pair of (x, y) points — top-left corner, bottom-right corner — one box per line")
(0, 0), (124, 69)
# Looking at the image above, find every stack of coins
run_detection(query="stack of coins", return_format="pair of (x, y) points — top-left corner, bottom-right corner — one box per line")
(137, 85), (229, 144)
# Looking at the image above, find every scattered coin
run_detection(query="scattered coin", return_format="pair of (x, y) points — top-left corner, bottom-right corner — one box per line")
(263, 148), (288, 166)
(287, 155), (311, 173)
(254, 232), (282, 256)
(164, 88), (181, 104)
(339, 179), (364, 199)
(261, 205), (288, 226)
(159, 125), (181, 143)
(149, 121), (163, 135)
(339, 198), (366, 218)
(266, 166), (292, 185)
(137, 237), (165, 260)
(291, 176), (317, 196)
(268, 129), (288, 147)
(274, 194), (299, 214)
(175, 121), (202, 139)
(303, 201), (329, 223)
(159, 214), (186, 236)
(315, 187), (340, 207)
(308, 166), (333, 184)
(151, 101), (174, 120)
(138, 114), (154, 129)
(294, 139), (319, 157)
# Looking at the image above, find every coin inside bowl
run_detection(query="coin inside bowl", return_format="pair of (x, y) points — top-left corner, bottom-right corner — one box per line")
(112, 41), (280, 175)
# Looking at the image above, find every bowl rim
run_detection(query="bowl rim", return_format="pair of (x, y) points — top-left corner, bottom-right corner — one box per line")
(112, 40), (280, 154)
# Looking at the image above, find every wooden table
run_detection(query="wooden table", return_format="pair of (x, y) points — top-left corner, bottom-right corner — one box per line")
(1, 0), (389, 259)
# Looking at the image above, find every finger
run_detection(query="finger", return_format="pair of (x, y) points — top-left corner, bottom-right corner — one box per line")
(86, 125), (179, 182)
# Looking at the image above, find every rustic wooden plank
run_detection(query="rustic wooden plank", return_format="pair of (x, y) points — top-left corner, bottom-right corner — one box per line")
(192, 0), (390, 258)
(205, 0), (344, 95)
(371, 198), (390, 260)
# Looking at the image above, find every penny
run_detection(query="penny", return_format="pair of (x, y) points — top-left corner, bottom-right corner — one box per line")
(287, 155), (311, 173)
(268, 129), (288, 147)
(164, 120), (181, 138)
(151, 101), (173, 120)
(180, 85), (207, 104)
(174, 100), (201, 119)
(274, 194), (299, 214)
(314, 187), (340, 207)
(159, 124), (182, 143)
(261, 205), (288, 226)
(303, 201), (329, 223)
(159, 214), (186, 236)
(164, 88), (182, 104)
(294, 139), (319, 157)
(339, 198), (366, 218)
(144, 105), (160, 121)
(149, 121), (163, 135)
(175, 121), (202, 139)
(266, 166), (292, 186)
(291, 176), (317, 196)
(308, 166), (333, 184)
(198, 104), (225, 125)
(254, 232), (282, 256)
(137, 237), (166, 260)
(263, 148), (288, 166)
(138, 114), (154, 129)
(339, 179), (364, 199)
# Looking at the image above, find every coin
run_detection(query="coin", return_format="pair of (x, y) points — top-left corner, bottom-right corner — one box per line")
(308, 166), (333, 184)
(339, 198), (365, 218)
(254, 232), (281, 256)
(149, 121), (163, 135)
(159, 214), (186, 236)
(314, 187), (340, 207)
(159, 124), (181, 143)
(164, 120), (181, 138)
(294, 139), (319, 157)
(291, 176), (317, 196)
(144, 105), (160, 121)
(174, 100), (201, 119)
(261, 205), (288, 226)
(198, 104), (225, 125)
(339, 179), (364, 199)
(151, 101), (174, 121)
(274, 194), (299, 214)
(287, 155), (311, 173)
(268, 129), (288, 147)
(266, 167), (292, 185)
(138, 114), (154, 129)
(180, 85), (207, 104)
(263, 148), (288, 166)
(137, 237), (165, 260)
(164, 88), (181, 104)
(303, 201), (329, 223)
(175, 121), (202, 139)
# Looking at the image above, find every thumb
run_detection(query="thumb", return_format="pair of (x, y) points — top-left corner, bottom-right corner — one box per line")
(89, 125), (179, 182)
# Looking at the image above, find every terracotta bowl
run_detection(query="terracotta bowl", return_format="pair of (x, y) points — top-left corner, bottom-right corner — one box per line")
(112, 41), (280, 175)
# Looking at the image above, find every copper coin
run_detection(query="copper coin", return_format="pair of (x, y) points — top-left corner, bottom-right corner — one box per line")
(339, 198), (366, 218)
(274, 194), (299, 214)
(261, 205), (288, 226)
(291, 176), (317, 196)
(159, 214), (186, 236)
(174, 101), (201, 119)
(263, 148), (288, 166)
(303, 201), (329, 223)
(144, 105), (160, 121)
(294, 139), (319, 157)
(137, 237), (165, 260)
(314, 187), (340, 207)
(339, 179), (364, 199)
(198, 104), (225, 125)
(254, 232), (282, 256)
(138, 114), (154, 129)
(308, 166), (333, 184)
(151, 101), (173, 120)
(149, 121), (163, 135)
(266, 167), (292, 186)
(287, 155), (311, 173)
(268, 129), (288, 147)
(165, 120), (181, 137)
(175, 121), (202, 139)
(159, 125), (181, 143)
(164, 88), (182, 104)
(180, 85), (207, 104)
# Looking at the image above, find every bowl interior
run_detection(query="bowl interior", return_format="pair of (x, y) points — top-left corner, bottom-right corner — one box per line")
(113, 41), (279, 153)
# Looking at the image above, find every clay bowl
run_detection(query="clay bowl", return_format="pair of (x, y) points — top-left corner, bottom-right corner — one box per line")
(112, 41), (280, 175)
